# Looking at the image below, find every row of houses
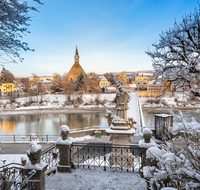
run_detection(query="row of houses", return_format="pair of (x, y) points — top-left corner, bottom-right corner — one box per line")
(99, 72), (173, 92)
(0, 72), (172, 96)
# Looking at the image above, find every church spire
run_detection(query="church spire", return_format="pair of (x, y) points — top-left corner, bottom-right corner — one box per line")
(75, 46), (79, 57)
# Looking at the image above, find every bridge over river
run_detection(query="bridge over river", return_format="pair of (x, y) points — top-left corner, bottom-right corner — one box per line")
(127, 92), (145, 136)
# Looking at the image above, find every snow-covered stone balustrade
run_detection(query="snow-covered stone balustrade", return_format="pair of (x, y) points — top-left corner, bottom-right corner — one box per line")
(0, 162), (25, 189)
(0, 142), (49, 190)
(56, 125), (74, 173)
(23, 142), (48, 190)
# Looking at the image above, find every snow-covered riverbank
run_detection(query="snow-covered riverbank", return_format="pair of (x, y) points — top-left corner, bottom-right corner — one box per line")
(0, 92), (199, 115)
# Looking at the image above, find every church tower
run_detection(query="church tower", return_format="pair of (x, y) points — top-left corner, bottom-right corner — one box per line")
(74, 46), (80, 66)
(66, 46), (85, 82)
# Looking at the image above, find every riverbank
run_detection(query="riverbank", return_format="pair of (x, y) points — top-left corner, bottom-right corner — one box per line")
(0, 92), (199, 115)
(0, 107), (115, 115)
(0, 106), (199, 116)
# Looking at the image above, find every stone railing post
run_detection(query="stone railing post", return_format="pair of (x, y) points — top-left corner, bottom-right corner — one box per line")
(56, 144), (72, 172)
(140, 147), (148, 168)
(56, 125), (74, 173)
(22, 142), (48, 190)
(138, 128), (157, 178)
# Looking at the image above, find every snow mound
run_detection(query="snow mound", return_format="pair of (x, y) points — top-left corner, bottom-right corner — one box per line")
(60, 125), (70, 133)
(24, 160), (48, 170)
(27, 144), (41, 155)
(146, 147), (165, 159)
(56, 137), (74, 145)
(142, 128), (152, 135)
(138, 139), (157, 148)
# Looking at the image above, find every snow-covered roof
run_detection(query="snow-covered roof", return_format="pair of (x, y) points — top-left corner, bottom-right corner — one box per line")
(148, 80), (162, 85)
(98, 75), (104, 79)
(107, 86), (116, 90)
(129, 84), (137, 88)
(42, 79), (52, 83)
(138, 73), (153, 76)
(100, 76), (108, 81)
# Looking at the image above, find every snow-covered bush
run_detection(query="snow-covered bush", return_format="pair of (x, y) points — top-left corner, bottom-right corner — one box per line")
(144, 111), (200, 190)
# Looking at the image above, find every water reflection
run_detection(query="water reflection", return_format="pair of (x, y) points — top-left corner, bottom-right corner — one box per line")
(0, 113), (106, 136)
(143, 109), (200, 129)
(0, 110), (199, 136)
(0, 116), (16, 133)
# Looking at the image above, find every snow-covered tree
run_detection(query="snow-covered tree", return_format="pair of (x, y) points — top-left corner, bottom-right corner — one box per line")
(74, 72), (85, 92)
(85, 72), (101, 93)
(52, 73), (63, 92)
(143, 111), (200, 190)
(0, 67), (15, 83)
(104, 72), (116, 85)
(146, 4), (200, 97)
(0, 0), (43, 63)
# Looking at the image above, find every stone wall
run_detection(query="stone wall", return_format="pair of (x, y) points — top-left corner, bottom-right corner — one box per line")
(138, 91), (163, 97)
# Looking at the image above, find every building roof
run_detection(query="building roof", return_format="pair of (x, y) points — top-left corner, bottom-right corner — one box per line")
(42, 79), (52, 83)
(138, 73), (153, 76)
(129, 84), (137, 88)
(148, 80), (162, 85)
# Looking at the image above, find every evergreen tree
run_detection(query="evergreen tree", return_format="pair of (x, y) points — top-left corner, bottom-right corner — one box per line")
(74, 72), (85, 92)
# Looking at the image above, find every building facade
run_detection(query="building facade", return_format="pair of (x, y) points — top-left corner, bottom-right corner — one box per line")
(135, 73), (153, 90)
(1, 83), (15, 96)
(116, 72), (130, 84)
(147, 80), (163, 91)
(99, 77), (111, 92)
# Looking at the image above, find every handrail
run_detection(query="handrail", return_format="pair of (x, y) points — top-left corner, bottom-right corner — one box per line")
(41, 143), (56, 155)
(72, 142), (140, 148)
(0, 163), (23, 170)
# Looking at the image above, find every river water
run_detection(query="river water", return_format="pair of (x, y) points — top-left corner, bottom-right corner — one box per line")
(0, 109), (199, 136)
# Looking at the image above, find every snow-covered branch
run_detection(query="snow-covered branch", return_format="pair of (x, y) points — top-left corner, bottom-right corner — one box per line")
(146, 4), (200, 97)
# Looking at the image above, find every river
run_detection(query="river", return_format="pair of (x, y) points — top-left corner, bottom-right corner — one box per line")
(0, 109), (199, 136)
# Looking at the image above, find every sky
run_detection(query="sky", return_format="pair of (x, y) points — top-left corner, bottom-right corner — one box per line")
(3, 0), (199, 77)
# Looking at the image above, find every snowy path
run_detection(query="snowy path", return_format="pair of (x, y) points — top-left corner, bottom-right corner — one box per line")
(46, 169), (146, 190)
(127, 92), (145, 136)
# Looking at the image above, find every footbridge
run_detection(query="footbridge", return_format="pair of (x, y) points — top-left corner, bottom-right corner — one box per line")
(127, 92), (145, 136)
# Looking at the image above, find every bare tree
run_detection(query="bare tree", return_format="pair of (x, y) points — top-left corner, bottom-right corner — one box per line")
(32, 73), (40, 95)
(85, 72), (100, 93)
(104, 72), (116, 85)
(0, 0), (43, 63)
(52, 73), (63, 92)
(0, 67), (15, 83)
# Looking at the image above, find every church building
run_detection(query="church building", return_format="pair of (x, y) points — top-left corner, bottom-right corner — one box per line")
(66, 46), (86, 82)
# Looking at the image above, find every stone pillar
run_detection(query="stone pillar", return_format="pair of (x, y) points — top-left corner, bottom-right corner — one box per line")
(23, 142), (48, 190)
(56, 125), (74, 173)
(22, 167), (47, 190)
(138, 128), (157, 178)
(56, 144), (72, 173)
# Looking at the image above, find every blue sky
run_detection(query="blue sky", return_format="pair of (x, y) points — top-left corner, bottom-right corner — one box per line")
(4, 0), (199, 77)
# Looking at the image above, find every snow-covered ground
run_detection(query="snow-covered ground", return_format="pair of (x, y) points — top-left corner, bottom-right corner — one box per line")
(0, 154), (27, 167)
(0, 92), (199, 113)
(46, 169), (146, 190)
(0, 154), (146, 190)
